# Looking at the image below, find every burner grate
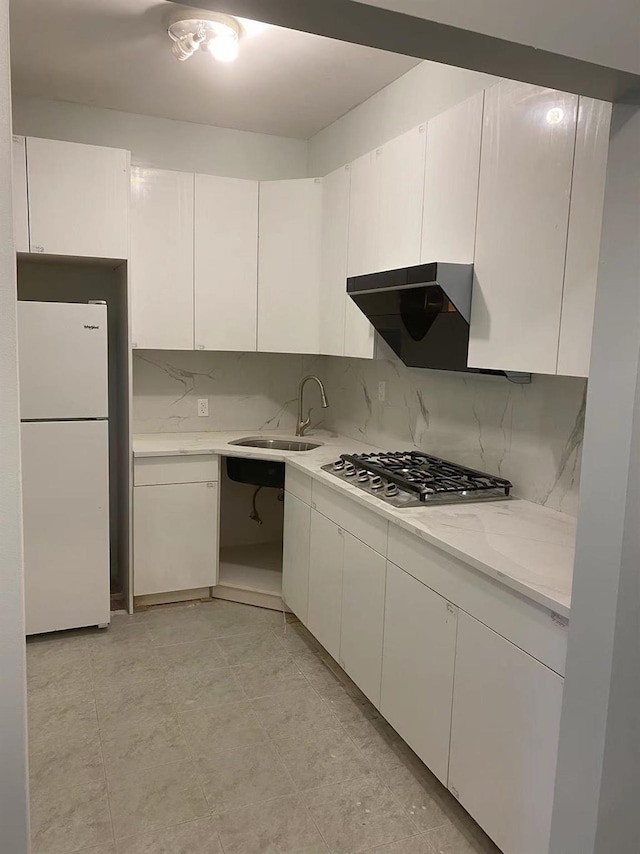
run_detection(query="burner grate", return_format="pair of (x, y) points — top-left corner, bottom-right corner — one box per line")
(341, 451), (511, 501)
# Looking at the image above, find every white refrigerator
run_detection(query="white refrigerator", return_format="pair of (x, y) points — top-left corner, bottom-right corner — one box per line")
(18, 301), (111, 635)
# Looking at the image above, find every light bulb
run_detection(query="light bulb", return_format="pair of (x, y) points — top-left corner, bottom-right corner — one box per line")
(208, 33), (239, 62)
(546, 107), (565, 125)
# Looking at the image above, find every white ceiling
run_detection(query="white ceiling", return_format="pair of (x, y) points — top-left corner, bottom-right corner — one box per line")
(10, 0), (420, 139)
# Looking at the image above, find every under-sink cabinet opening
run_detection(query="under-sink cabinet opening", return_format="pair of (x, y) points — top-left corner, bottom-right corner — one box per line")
(214, 456), (287, 611)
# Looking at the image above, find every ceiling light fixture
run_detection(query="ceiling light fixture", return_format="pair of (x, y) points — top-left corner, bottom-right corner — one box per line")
(167, 13), (241, 63)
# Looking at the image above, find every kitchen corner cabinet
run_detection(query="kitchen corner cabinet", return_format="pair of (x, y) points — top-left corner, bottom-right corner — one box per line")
(282, 492), (311, 623)
(12, 135), (29, 252)
(195, 174), (259, 352)
(133, 455), (219, 596)
(421, 92), (483, 264)
(469, 82), (578, 375)
(26, 137), (129, 259)
(130, 167), (194, 350)
(381, 562), (458, 785)
(449, 611), (563, 854)
(258, 178), (323, 354)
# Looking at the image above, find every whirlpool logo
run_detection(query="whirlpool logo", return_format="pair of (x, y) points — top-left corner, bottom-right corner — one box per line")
(84, 324), (100, 330)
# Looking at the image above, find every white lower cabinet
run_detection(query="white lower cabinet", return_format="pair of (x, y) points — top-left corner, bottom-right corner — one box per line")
(381, 562), (458, 785)
(133, 458), (219, 596)
(307, 509), (344, 660)
(339, 533), (386, 706)
(448, 611), (564, 854)
(282, 492), (311, 623)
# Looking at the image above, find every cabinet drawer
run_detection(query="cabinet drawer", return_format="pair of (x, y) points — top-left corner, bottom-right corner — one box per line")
(285, 466), (313, 504)
(388, 525), (567, 675)
(134, 454), (219, 486)
(311, 481), (388, 556)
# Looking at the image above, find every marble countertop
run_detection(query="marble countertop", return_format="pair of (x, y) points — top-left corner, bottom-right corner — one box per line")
(133, 430), (576, 617)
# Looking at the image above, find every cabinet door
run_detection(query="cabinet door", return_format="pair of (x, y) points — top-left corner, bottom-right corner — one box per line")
(282, 492), (311, 623)
(134, 481), (219, 596)
(26, 137), (129, 259)
(469, 82), (578, 374)
(195, 174), (258, 352)
(319, 166), (350, 356)
(376, 125), (426, 271)
(345, 152), (377, 357)
(12, 135), (29, 252)
(339, 533), (386, 706)
(347, 151), (378, 278)
(130, 167), (194, 350)
(557, 98), (612, 378)
(421, 93), (483, 264)
(258, 178), (322, 354)
(381, 562), (458, 784)
(307, 510), (344, 660)
(449, 612), (563, 854)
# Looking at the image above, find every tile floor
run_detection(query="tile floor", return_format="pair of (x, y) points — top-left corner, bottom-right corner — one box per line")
(26, 599), (502, 854)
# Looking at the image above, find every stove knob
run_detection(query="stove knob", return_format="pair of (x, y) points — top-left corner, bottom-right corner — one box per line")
(344, 464), (356, 477)
(370, 476), (383, 490)
(333, 459), (345, 471)
(385, 483), (399, 497)
(357, 470), (370, 482)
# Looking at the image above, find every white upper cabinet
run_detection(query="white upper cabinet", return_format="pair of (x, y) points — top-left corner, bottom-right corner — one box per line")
(319, 166), (350, 357)
(194, 174), (259, 352)
(348, 127), (426, 278)
(376, 124), (426, 272)
(130, 167), (194, 350)
(421, 92), (484, 264)
(258, 178), (323, 354)
(469, 82), (578, 375)
(557, 98), (612, 378)
(12, 135), (29, 253)
(347, 151), (378, 278)
(26, 137), (129, 259)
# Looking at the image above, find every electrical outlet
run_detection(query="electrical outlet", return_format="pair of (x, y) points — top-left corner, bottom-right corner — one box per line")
(197, 398), (209, 417)
(378, 381), (387, 402)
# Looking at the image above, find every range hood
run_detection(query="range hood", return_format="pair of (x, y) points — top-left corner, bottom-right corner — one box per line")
(347, 262), (529, 381)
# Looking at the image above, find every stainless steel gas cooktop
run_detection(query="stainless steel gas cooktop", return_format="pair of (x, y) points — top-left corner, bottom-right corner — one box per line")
(321, 451), (512, 508)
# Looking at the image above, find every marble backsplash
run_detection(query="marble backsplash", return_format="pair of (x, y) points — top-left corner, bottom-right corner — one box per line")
(321, 354), (586, 516)
(132, 349), (585, 516)
(132, 350), (327, 435)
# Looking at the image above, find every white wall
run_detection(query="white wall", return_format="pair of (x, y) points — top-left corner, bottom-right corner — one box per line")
(12, 97), (308, 179)
(0, 0), (30, 849)
(323, 356), (585, 515)
(308, 59), (496, 175)
(353, 0), (639, 76)
(550, 104), (640, 854)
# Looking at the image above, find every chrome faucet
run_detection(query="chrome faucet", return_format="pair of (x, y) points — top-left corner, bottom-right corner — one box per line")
(296, 376), (329, 437)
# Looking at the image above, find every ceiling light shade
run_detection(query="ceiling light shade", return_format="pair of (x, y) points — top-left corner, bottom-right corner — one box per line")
(167, 14), (241, 63)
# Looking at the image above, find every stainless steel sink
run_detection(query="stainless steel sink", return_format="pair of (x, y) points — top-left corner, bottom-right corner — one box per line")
(228, 436), (323, 452)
